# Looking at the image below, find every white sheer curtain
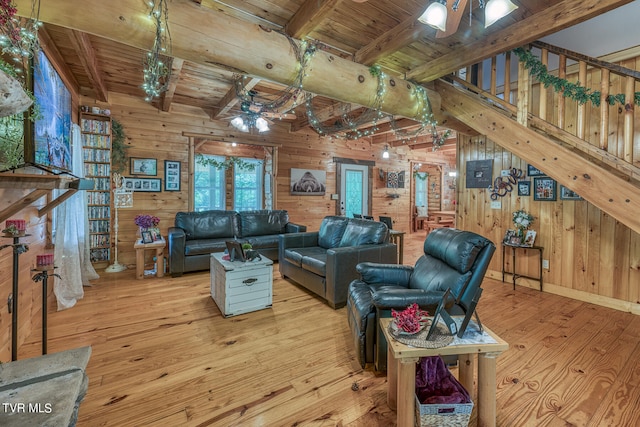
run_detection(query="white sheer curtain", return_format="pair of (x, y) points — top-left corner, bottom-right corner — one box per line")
(53, 123), (99, 310)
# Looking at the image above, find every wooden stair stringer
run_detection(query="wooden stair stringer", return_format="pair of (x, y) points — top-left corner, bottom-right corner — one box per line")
(435, 79), (640, 236)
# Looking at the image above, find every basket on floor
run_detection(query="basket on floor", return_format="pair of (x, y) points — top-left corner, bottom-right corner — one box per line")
(414, 395), (473, 427)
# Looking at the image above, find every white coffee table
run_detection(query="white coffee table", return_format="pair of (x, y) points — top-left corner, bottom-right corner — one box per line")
(210, 252), (273, 317)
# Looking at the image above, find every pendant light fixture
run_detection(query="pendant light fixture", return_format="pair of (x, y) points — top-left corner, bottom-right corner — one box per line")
(418, 0), (518, 32)
(382, 145), (390, 159)
(418, 1), (448, 32)
(484, 0), (518, 28)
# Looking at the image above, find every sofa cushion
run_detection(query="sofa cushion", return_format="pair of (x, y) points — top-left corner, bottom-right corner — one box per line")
(184, 238), (229, 256)
(301, 253), (328, 276)
(283, 246), (327, 267)
(318, 216), (348, 249)
(175, 210), (237, 240)
(339, 219), (388, 247)
(238, 210), (289, 238)
(424, 228), (487, 274)
(245, 234), (279, 249)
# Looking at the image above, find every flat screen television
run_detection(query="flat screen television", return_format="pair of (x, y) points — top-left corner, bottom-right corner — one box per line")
(24, 49), (72, 172)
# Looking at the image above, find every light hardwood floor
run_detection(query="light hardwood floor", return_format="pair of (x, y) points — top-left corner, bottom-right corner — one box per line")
(21, 234), (640, 426)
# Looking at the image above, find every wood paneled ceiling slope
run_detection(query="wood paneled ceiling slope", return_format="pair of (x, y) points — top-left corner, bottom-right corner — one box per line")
(17, 0), (633, 149)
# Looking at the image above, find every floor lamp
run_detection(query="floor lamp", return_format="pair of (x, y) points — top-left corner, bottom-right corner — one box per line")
(105, 173), (133, 273)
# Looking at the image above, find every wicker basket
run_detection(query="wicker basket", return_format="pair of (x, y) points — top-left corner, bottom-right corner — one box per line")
(414, 394), (473, 427)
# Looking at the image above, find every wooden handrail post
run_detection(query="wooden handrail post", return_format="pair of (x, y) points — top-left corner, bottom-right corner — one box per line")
(623, 76), (634, 164)
(600, 68), (610, 151)
(557, 54), (566, 129)
(517, 58), (530, 127)
(577, 61), (587, 139)
(504, 51), (511, 104)
(539, 48), (547, 120)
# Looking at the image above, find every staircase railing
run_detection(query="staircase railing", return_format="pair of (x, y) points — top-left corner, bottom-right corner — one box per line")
(449, 41), (640, 182)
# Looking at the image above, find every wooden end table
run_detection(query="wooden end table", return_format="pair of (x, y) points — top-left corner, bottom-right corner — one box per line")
(380, 317), (509, 427)
(388, 230), (405, 264)
(133, 238), (166, 280)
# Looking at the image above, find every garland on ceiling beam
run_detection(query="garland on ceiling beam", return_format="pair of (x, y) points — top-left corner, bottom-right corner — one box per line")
(513, 47), (640, 107)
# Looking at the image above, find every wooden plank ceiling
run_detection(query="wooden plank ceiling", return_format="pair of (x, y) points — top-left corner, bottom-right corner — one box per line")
(29, 0), (634, 152)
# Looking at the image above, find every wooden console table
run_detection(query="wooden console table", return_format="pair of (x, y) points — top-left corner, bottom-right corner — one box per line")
(380, 318), (508, 427)
(501, 242), (544, 291)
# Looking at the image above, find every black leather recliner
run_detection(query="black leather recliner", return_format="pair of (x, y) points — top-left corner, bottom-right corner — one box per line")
(346, 228), (496, 371)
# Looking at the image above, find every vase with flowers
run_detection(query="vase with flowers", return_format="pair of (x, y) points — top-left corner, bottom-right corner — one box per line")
(512, 209), (534, 244)
(134, 214), (160, 238)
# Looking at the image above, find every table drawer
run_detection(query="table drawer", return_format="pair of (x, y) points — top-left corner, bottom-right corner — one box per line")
(219, 268), (271, 296)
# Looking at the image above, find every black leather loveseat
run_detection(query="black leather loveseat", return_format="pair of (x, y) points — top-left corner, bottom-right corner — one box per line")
(278, 216), (397, 309)
(168, 209), (306, 277)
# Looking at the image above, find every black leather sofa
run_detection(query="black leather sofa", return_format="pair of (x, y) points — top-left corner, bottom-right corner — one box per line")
(278, 216), (397, 309)
(347, 227), (495, 371)
(168, 209), (306, 277)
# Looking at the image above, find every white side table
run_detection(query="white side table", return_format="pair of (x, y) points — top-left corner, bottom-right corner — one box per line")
(210, 252), (273, 317)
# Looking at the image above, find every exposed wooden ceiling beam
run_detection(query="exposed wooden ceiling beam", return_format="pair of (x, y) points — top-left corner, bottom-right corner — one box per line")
(160, 58), (184, 112)
(407, 0), (635, 82)
(16, 0), (441, 122)
(68, 29), (108, 102)
(355, 8), (427, 66)
(212, 76), (259, 120)
(285, 0), (340, 39)
(38, 27), (80, 94)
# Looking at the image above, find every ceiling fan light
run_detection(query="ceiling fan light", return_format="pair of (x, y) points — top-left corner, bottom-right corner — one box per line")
(418, 1), (448, 32)
(256, 117), (270, 132)
(230, 116), (244, 129)
(484, 0), (518, 28)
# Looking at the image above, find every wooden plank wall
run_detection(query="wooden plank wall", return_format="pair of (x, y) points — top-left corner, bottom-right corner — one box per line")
(82, 92), (454, 270)
(457, 133), (640, 313)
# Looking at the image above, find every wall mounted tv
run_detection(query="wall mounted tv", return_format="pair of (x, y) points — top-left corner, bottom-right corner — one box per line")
(24, 49), (73, 172)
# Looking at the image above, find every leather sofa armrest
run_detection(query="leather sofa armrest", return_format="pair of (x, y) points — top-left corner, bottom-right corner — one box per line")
(168, 226), (186, 277)
(285, 222), (307, 233)
(356, 262), (413, 285)
(324, 243), (397, 308)
(372, 288), (453, 311)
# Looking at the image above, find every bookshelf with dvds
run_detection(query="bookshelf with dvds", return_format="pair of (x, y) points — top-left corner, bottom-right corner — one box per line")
(80, 108), (112, 266)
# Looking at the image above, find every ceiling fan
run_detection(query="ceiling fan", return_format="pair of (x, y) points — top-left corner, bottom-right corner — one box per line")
(230, 90), (297, 133)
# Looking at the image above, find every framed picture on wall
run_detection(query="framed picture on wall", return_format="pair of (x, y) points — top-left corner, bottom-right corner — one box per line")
(164, 160), (181, 191)
(533, 177), (557, 201)
(465, 159), (493, 188)
(290, 168), (326, 195)
(130, 158), (157, 176)
(560, 185), (583, 200)
(517, 180), (530, 196)
(123, 177), (162, 192)
(527, 164), (545, 177)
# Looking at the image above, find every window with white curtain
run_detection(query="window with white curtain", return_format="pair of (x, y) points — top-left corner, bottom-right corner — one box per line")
(234, 159), (263, 211)
(194, 154), (226, 211)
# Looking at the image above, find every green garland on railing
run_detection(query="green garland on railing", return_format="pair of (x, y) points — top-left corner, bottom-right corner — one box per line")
(195, 153), (256, 171)
(513, 47), (640, 107)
